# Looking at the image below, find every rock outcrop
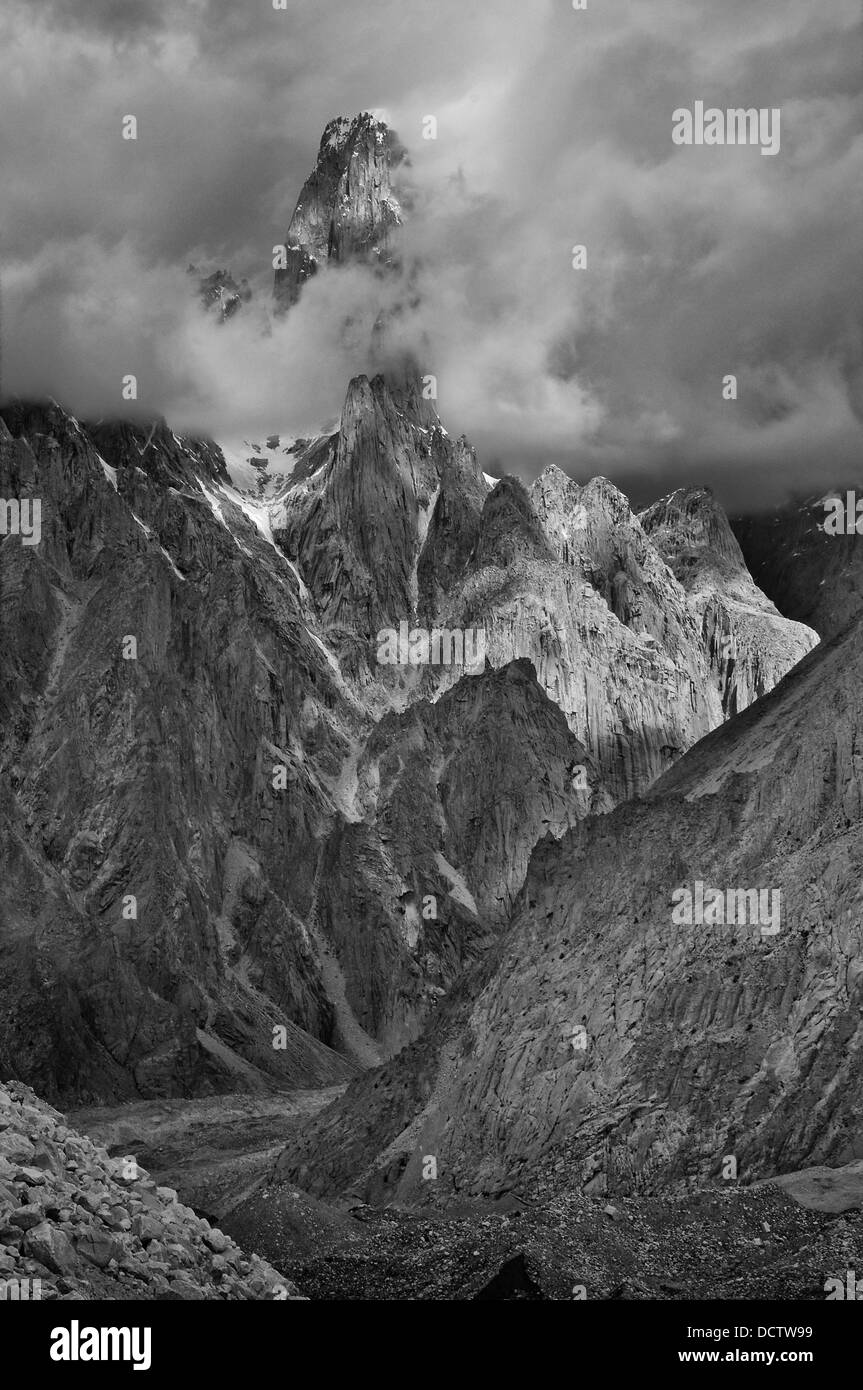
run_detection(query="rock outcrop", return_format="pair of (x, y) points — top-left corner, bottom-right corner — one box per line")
(189, 265), (252, 321)
(274, 113), (407, 311)
(0, 1081), (302, 1299)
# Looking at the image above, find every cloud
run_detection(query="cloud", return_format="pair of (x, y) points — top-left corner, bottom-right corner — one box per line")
(3, 239), (408, 440)
(1, 0), (861, 509)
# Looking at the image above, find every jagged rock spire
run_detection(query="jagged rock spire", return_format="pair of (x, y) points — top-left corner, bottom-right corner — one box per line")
(274, 112), (407, 311)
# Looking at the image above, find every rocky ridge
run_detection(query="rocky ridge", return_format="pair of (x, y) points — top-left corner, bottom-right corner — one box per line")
(0, 1081), (302, 1299)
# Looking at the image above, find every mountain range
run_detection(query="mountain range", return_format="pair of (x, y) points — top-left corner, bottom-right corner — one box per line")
(1, 110), (858, 1302)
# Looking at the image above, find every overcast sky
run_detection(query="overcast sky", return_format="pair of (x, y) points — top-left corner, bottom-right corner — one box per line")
(2, 0), (862, 508)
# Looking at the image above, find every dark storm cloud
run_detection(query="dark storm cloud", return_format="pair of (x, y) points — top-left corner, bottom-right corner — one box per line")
(1, 0), (861, 508)
(39, 0), (171, 41)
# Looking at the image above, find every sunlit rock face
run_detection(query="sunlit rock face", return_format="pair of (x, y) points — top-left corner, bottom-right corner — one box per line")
(273, 113), (408, 312)
(639, 487), (817, 717)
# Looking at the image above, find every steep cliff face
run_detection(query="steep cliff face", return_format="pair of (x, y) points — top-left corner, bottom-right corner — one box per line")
(640, 488), (817, 716)
(316, 658), (610, 1056)
(732, 488), (863, 641)
(273, 612), (863, 1206)
(0, 402), (359, 1102)
(273, 113), (407, 311)
(270, 374), (440, 668)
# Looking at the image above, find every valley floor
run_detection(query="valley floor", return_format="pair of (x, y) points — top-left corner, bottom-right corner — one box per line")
(72, 1091), (863, 1301)
(70, 1089), (346, 1223)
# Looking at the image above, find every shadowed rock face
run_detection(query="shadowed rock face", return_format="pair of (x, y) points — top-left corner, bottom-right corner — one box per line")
(0, 403), (358, 1102)
(0, 375), (818, 1105)
(273, 113), (408, 311)
(272, 613), (863, 1207)
(266, 115), (817, 799)
(270, 374), (444, 660)
(732, 487), (863, 642)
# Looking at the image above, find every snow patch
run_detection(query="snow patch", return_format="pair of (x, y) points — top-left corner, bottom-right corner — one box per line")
(434, 852), (478, 916)
(99, 458), (118, 491)
(216, 437), (298, 496)
(307, 629), (343, 680)
(159, 546), (185, 581)
(197, 480), (229, 530)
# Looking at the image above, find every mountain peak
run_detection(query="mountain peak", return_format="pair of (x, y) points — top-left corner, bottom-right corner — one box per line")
(319, 111), (391, 156)
(274, 112), (407, 311)
(639, 485), (744, 573)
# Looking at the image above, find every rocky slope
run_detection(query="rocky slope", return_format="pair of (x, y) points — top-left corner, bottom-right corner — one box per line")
(0, 105), (849, 1302)
(269, 607), (863, 1210)
(270, 372), (442, 682)
(273, 113), (408, 311)
(224, 1179), (863, 1301)
(0, 1081), (302, 1299)
(269, 114), (818, 796)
